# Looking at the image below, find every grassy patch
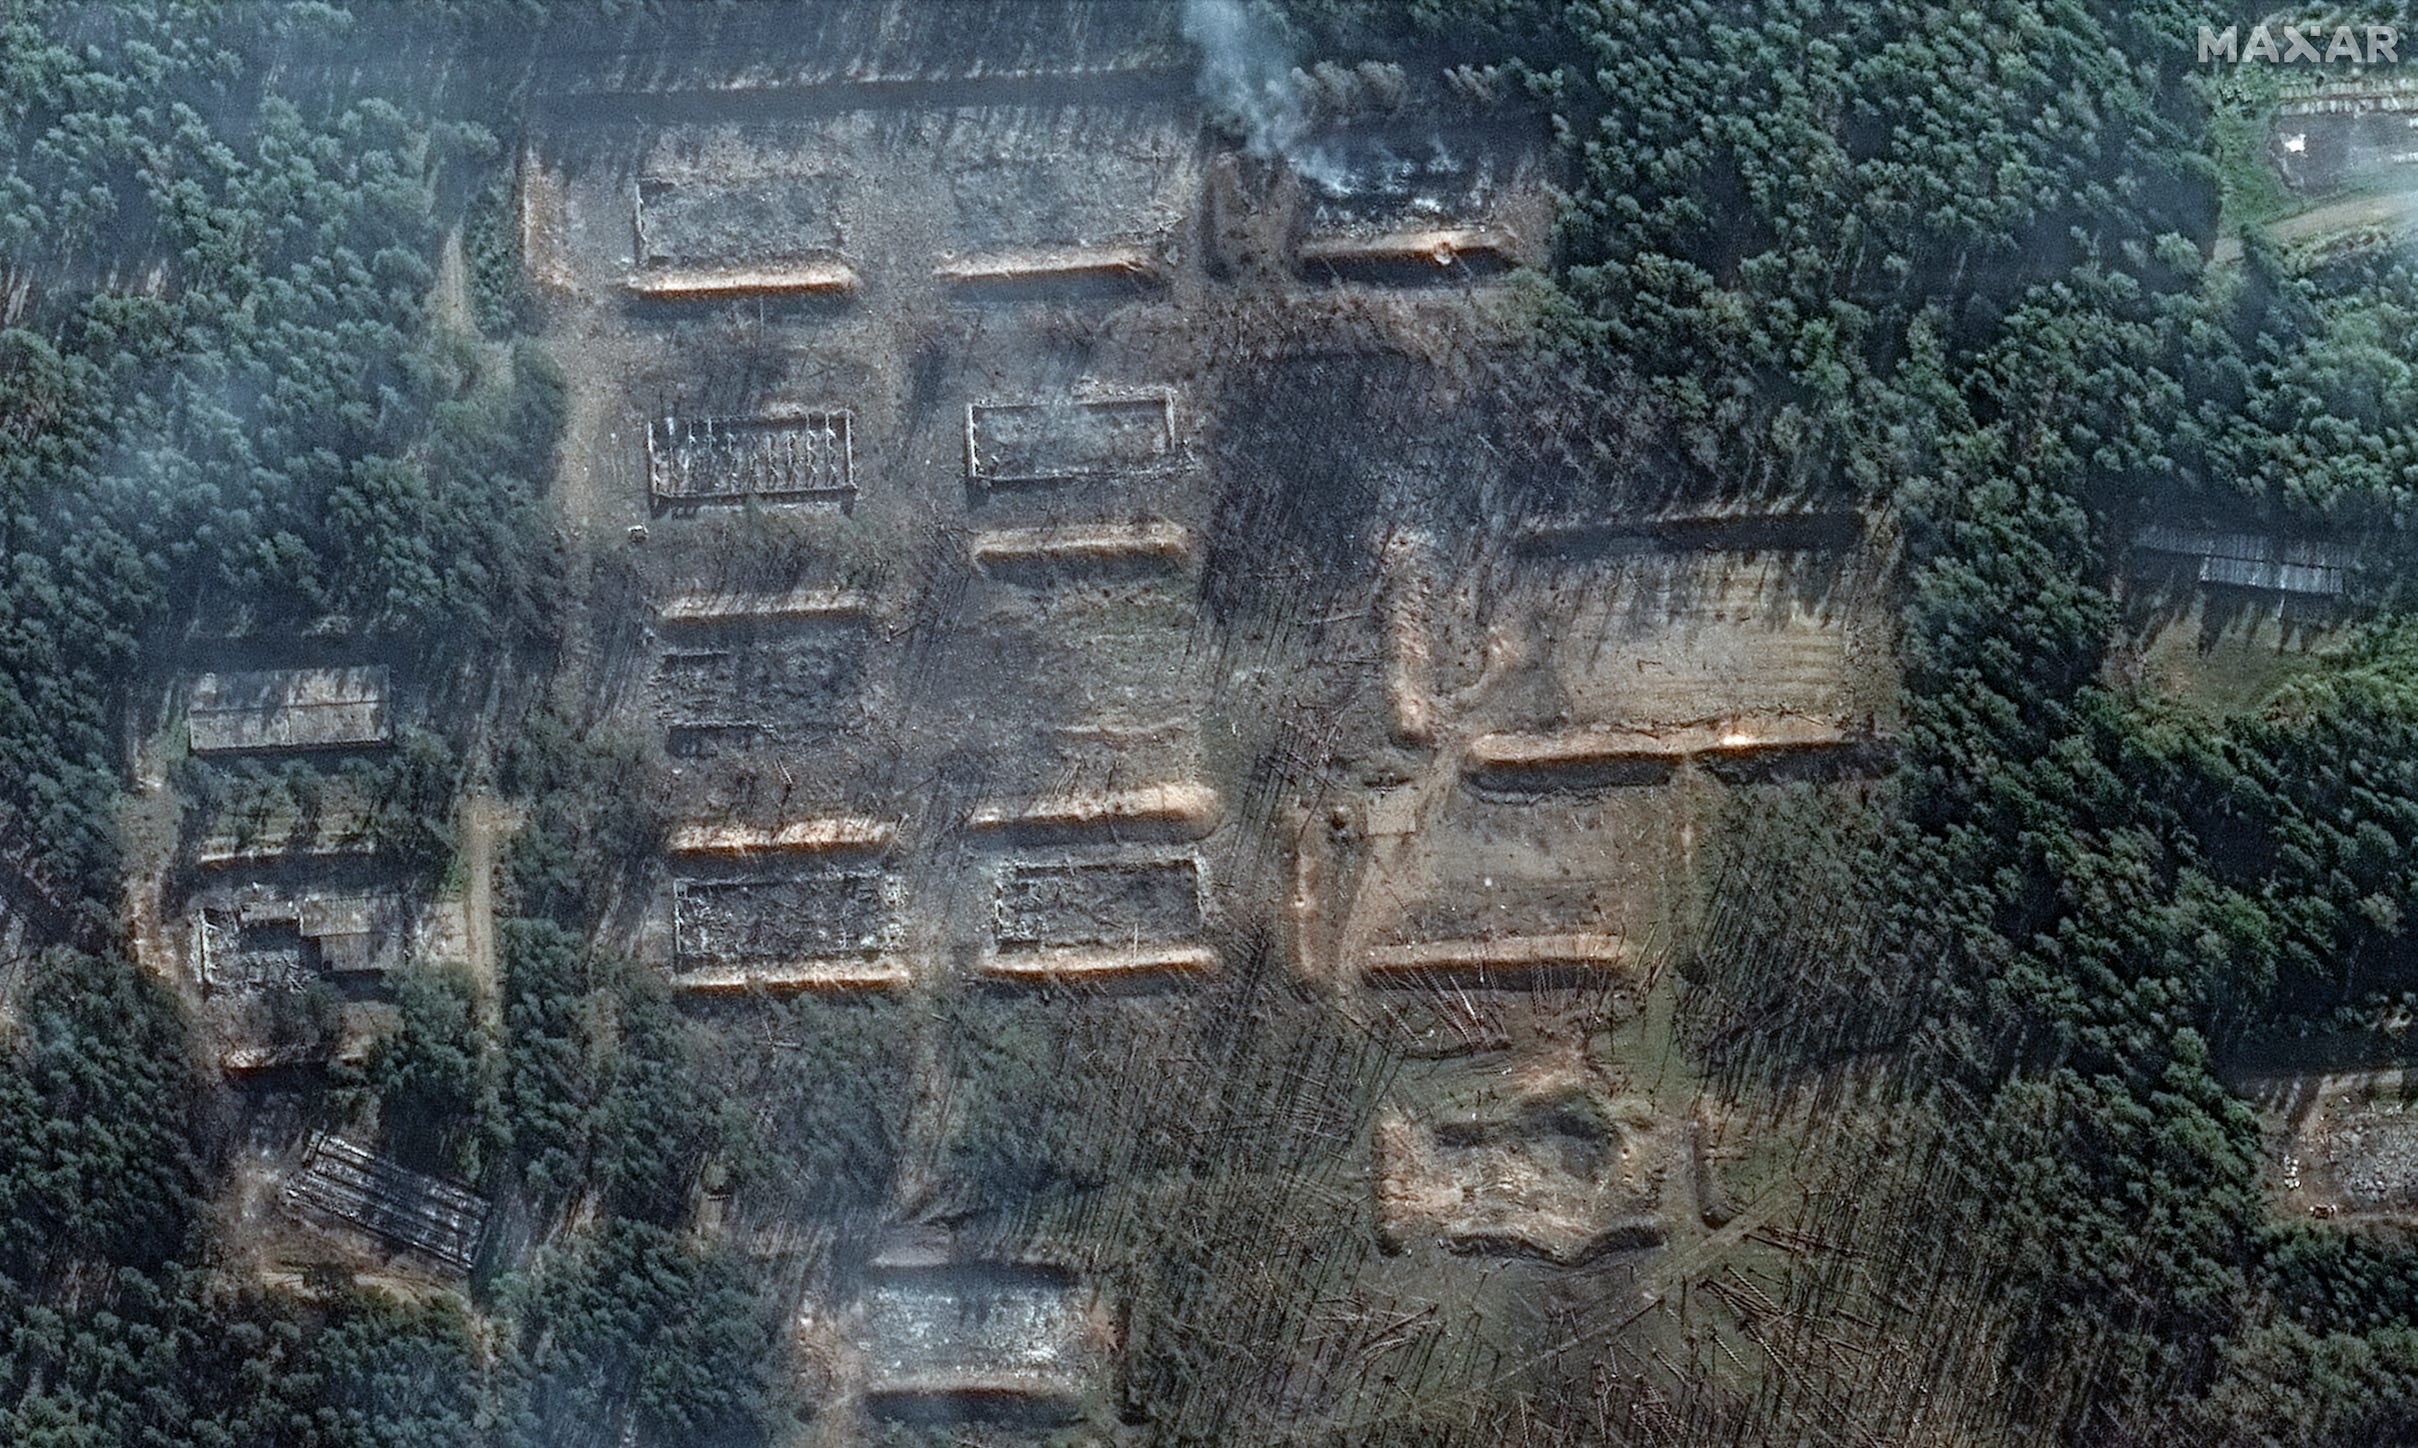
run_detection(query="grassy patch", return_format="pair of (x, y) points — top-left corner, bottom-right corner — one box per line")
(2200, 69), (2295, 231)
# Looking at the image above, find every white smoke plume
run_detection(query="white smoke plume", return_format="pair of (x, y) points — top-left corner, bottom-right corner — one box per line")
(1182, 0), (1345, 186)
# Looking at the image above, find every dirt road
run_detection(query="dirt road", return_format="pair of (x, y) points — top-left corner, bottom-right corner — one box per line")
(456, 793), (520, 1023)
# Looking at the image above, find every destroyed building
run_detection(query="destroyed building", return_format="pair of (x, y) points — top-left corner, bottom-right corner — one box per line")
(1377, 1087), (1677, 1263)
(195, 893), (407, 991)
(186, 666), (393, 754)
(647, 412), (855, 504)
(516, 19), (1889, 1377)
(281, 1132), (490, 1274)
(799, 1237), (1115, 1427)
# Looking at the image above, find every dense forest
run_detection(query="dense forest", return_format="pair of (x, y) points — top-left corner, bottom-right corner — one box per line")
(0, 3), (715, 1443)
(5, 0), (2418, 1444)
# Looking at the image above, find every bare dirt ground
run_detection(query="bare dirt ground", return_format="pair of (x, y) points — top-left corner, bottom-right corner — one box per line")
(433, 223), (474, 336)
(2266, 189), (2418, 247)
(1428, 546), (1891, 739)
(2210, 192), (2418, 264)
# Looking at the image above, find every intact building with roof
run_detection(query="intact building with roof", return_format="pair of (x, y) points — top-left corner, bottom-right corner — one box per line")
(2133, 526), (2355, 597)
